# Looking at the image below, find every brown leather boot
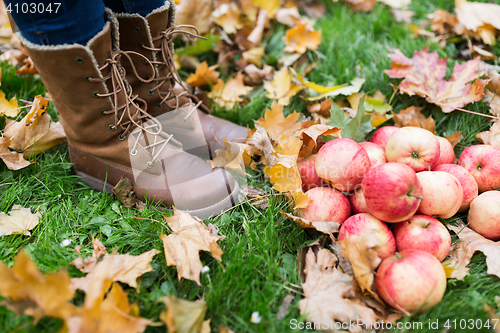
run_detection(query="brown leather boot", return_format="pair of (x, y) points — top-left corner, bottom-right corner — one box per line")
(114, 2), (248, 158)
(21, 11), (239, 218)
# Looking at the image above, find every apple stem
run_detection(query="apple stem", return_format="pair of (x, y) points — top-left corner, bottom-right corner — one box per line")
(409, 194), (424, 200)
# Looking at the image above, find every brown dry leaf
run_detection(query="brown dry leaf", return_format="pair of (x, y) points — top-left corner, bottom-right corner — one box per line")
(281, 211), (340, 234)
(175, 0), (213, 35)
(0, 205), (40, 236)
(0, 136), (31, 170)
(0, 90), (20, 117)
(263, 67), (305, 106)
(275, 7), (301, 27)
(240, 185), (269, 210)
(295, 123), (341, 158)
(455, 0), (500, 46)
(338, 231), (382, 300)
(392, 106), (436, 133)
(283, 21), (322, 54)
(219, 326), (235, 333)
(445, 131), (462, 148)
(447, 221), (500, 279)
(111, 177), (145, 211)
(0, 250), (77, 322)
(341, 0), (376, 13)
(208, 73), (253, 108)
(64, 283), (151, 333)
(160, 296), (210, 333)
(243, 64), (273, 86)
(4, 96), (66, 159)
(70, 238), (108, 273)
(385, 48), (487, 112)
(477, 121), (500, 147)
(210, 139), (247, 175)
(70, 249), (161, 306)
(212, 3), (243, 34)
(256, 100), (302, 141)
(429, 9), (464, 36)
(160, 208), (224, 285)
(186, 61), (219, 88)
(307, 98), (332, 117)
(298, 247), (378, 327)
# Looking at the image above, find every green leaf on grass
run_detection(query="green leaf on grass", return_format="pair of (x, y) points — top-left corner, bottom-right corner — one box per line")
(176, 33), (220, 56)
(327, 95), (374, 142)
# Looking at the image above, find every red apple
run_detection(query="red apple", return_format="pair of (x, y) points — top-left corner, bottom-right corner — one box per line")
(433, 164), (478, 212)
(435, 136), (455, 166)
(349, 186), (370, 214)
(361, 162), (423, 223)
(393, 215), (451, 262)
(360, 142), (387, 169)
(298, 155), (325, 192)
(386, 127), (440, 172)
(338, 213), (396, 260)
(375, 249), (447, 314)
(315, 138), (370, 192)
(468, 191), (500, 240)
(300, 187), (351, 224)
(369, 126), (398, 150)
(416, 171), (463, 219)
(458, 145), (500, 192)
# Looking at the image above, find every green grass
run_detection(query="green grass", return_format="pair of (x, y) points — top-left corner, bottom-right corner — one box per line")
(1, 0), (499, 332)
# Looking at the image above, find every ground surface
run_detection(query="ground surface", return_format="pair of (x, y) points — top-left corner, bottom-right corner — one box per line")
(1, 0), (499, 332)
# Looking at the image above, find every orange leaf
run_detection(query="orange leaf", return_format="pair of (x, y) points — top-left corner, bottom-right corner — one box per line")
(445, 131), (462, 148)
(284, 22), (322, 54)
(385, 48), (488, 112)
(186, 61), (220, 87)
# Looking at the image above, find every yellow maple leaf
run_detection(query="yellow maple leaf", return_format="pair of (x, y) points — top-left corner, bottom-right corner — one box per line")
(0, 250), (78, 322)
(241, 46), (265, 66)
(186, 61), (220, 87)
(256, 101), (302, 141)
(161, 208), (224, 285)
(210, 139), (249, 176)
(263, 67), (305, 106)
(160, 296), (210, 333)
(251, 0), (281, 16)
(175, 0), (213, 35)
(0, 205), (40, 236)
(212, 3), (243, 34)
(284, 21), (322, 54)
(208, 73), (253, 109)
(0, 90), (19, 117)
(0, 137), (31, 170)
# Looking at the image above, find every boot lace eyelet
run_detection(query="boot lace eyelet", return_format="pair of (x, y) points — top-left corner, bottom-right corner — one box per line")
(108, 124), (116, 132)
(182, 117), (188, 123)
(147, 89), (154, 96)
(146, 161), (154, 168)
(155, 102), (162, 109)
(142, 58), (148, 64)
(100, 109), (107, 114)
(85, 75), (92, 81)
(118, 133), (126, 141)
(130, 149), (138, 156)
(75, 57), (84, 64)
(93, 91), (100, 98)
(134, 27), (140, 33)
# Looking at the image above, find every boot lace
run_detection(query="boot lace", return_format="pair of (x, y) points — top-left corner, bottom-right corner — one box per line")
(141, 25), (204, 121)
(88, 50), (174, 166)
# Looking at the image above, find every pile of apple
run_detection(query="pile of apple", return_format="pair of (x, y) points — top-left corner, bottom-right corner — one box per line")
(297, 125), (500, 314)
